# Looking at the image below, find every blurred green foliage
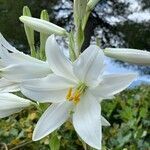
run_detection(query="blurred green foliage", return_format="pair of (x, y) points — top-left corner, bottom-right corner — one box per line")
(0, 85), (149, 150)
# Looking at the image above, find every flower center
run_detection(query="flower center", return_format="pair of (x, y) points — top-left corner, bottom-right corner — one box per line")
(66, 83), (87, 104)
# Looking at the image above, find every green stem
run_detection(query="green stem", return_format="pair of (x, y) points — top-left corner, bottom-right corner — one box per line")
(0, 143), (8, 150)
(9, 141), (33, 150)
(23, 6), (36, 57)
(40, 10), (49, 60)
(75, 22), (84, 57)
(82, 11), (90, 30)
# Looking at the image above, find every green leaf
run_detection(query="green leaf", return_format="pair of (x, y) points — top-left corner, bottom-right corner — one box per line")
(68, 31), (76, 62)
(49, 135), (60, 150)
(40, 10), (49, 60)
(23, 6), (36, 57)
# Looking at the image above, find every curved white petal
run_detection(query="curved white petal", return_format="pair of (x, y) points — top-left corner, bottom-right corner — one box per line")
(90, 73), (137, 97)
(0, 63), (51, 82)
(101, 116), (110, 126)
(0, 59), (5, 68)
(0, 33), (18, 53)
(0, 93), (31, 110)
(0, 108), (23, 119)
(33, 102), (73, 141)
(0, 47), (47, 66)
(0, 78), (19, 92)
(73, 92), (102, 150)
(0, 35), (52, 82)
(21, 74), (76, 102)
(45, 35), (77, 81)
(73, 45), (104, 86)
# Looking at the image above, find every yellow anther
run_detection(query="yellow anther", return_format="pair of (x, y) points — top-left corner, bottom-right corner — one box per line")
(73, 90), (81, 104)
(74, 90), (80, 99)
(66, 83), (87, 104)
(66, 87), (73, 100)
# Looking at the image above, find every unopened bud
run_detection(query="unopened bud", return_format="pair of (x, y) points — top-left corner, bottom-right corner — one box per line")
(104, 48), (150, 65)
(20, 16), (68, 36)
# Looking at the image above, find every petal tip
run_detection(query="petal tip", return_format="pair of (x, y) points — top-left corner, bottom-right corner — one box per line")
(32, 132), (39, 141)
(128, 73), (138, 80)
(47, 34), (56, 42)
(32, 128), (46, 141)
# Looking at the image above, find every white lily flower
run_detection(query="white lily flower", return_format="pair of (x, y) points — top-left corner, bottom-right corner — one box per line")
(0, 33), (51, 89)
(0, 93), (32, 118)
(19, 16), (68, 36)
(104, 48), (150, 65)
(21, 35), (137, 149)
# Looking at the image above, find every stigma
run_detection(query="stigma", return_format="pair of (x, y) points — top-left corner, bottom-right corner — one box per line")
(66, 83), (87, 104)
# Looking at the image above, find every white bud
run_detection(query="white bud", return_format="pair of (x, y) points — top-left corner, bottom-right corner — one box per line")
(20, 16), (68, 36)
(0, 93), (32, 118)
(104, 48), (150, 65)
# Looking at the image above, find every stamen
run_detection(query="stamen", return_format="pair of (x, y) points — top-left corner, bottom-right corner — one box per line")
(73, 90), (81, 104)
(66, 83), (87, 104)
(66, 87), (73, 100)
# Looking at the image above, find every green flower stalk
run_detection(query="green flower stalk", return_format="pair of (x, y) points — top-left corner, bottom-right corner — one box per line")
(73, 0), (87, 58)
(87, 0), (100, 10)
(40, 10), (49, 60)
(82, 0), (101, 30)
(23, 6), (36, 57)
(74, 0), (87, 26)
(20, 16), (68, 37)
(68, 31), (76, 62)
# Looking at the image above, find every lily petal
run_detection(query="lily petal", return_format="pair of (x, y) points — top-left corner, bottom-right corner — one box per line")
(0, 93), (31, 110)
(101, 116), (110, 126)
(21, 74), (76, 102)
(0, 47), (48, 66)
(0, 63), (51, 82)
(0, 92), (31, 118)
(0, 108), (23, 118)
(0, 78), (19, 92)
(0, 35), (52, 82)
(73, 92), (101, 150)
(33, 102), (73, 141)
(90, 73), (137, 97)
(0, 33), (18, 53)
(0, 59), (5, 68)
(45, 35), (77, 81)
(73, 45), (104, 86)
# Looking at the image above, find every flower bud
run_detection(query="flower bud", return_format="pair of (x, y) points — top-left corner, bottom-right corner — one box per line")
(104, 48), (150, 65)
(20, 16), (68, 37)
(40, 10), (49, 21)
